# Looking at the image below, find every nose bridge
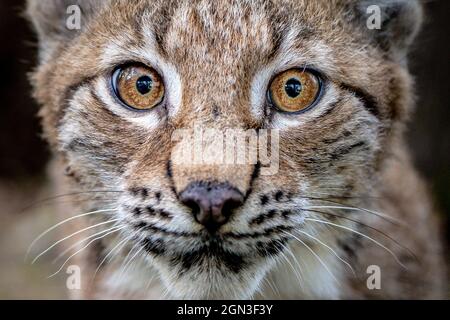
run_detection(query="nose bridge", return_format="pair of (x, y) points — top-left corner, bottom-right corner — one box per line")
(170, 133), (256, 197)
(168, 59), (258, 195)
(169, 104), (256, 196)
(171, 33), (258, 126)
(179, 71), (246, 126)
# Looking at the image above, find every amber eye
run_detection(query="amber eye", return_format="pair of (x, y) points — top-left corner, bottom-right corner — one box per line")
(268, 69), (322, 113)
(112, 64), (164, 110)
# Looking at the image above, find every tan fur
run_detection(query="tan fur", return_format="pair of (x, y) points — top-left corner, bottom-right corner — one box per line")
(27, 0), (447, 299)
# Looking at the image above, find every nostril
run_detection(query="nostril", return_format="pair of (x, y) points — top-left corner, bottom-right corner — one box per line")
(183, 199), (200, 216)
(179, 182), (244, 232)
(220, 193), (244, 218)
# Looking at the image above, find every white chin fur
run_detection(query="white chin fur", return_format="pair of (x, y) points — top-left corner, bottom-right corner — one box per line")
(155, 259), (275, 300)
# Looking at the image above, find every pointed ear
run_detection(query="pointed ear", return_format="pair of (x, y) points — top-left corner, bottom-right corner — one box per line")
(354, 0), (423, 58)
(26, 0), (104, 62)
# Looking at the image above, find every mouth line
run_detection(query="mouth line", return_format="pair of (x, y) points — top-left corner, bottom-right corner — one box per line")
(158, 235), (291, 275)
(131, 220), (294, 240)
(133, 222), (292, 273)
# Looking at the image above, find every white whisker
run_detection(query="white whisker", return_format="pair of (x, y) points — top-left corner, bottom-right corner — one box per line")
(294, 229), (355, 276)
(304, 217), (406, 269)
(47, 225), (125, 279)
(92, 236), (130, 281)
(264, 276), (281, 298)
(93, 223), (153, 282)
(25, 208), (116, 261)
(283, 244), (304, 281)
(116, 241), (142, 283)
(52, 221), (124, 264)
(121, 242), (140, 269)
(145, 272), (158, 291)
(278, 248), (303, 288)
(160, 286), (171, 300)
(120, 245), (145, 278)
(283, 230), (338, 283)
(32, 218), (120, 264)
(302, 208), (416, 257)
(303, 205), (404, 226)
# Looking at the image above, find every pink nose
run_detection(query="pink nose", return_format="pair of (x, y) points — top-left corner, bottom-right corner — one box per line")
(180, 182), (244, 233)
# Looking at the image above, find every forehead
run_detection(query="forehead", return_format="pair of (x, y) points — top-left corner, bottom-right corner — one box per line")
(160, 0), (275, 68)
(80, 0), (381, 122)
(101, 0), (351, 70)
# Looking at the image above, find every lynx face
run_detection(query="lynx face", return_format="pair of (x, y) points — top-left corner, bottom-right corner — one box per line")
(28, 0), (423, 298)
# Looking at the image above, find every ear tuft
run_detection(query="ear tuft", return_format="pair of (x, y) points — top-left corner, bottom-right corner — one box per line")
(26, 0), (103, 62)
(355, 0), (423, 57)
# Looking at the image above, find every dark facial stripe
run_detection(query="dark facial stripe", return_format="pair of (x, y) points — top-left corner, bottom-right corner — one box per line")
(223, 225), (293, 239)
(133, 221), (195, 238)
(57, 77), (96, 127)
(133, 220), (292, 240)
(149, 0), (189, 58)
(256, 237), (289, 257)
(166, 159), (180, 198)
(315, 97), (344, 120)
(244, 161), (261, 200)
(171, 240), (247, 274)
(249, 209), (278, 226)
(321, 130), (352, 145)
(141, 237), (166, 256)
(330, 141), (367, 161)
(340, 83), (380, 118)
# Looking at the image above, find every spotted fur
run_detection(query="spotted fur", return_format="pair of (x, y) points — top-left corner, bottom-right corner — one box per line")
(27, 0), (447, 299)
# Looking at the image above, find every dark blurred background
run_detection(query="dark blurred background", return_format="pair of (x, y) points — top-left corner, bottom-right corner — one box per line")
(0, 0), (448, 298)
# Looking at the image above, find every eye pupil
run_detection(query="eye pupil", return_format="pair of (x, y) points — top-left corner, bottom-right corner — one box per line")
(135, 75), (153, 95)
(284, 78), (302, 98)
